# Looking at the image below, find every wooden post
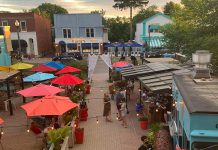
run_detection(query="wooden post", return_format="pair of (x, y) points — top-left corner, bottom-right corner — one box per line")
(20, 71), (26, 103)
(6, 80), (13, 115)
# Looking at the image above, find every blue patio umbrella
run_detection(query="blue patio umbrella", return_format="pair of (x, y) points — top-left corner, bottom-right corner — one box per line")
(125, 42), (142, 47)
(23, 72), (56, 82)
(45, 61), (65, 69)
(104, 43), (115, 48)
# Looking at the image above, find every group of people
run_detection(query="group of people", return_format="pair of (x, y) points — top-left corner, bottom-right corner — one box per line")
(103, 89), (128, 128)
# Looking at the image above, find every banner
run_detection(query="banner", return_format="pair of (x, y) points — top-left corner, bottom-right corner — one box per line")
(88, 54), (99, 81)
(100, 54), (112, 69)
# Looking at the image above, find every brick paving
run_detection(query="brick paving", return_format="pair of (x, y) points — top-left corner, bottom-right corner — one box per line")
(72, 59), (147, 150)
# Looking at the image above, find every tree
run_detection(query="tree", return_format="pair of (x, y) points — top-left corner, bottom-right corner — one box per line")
(163, 1), (182, 16)
(105, 17), (130, 42)
(161, 0), (218, 73)
(30, 3), (68, 24)
(132, 5), (160, 35)
(113, 0), (149, 42)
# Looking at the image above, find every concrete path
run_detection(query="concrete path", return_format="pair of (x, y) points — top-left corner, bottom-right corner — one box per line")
(73, 59), (145, 150)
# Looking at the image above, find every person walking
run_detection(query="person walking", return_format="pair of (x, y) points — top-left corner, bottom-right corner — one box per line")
(103, 93), (112, 122)
(120, 99), (128, 128)
(116, 89), (124, 120)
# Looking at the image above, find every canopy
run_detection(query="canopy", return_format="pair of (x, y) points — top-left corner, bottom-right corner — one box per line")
(21, 96), (78, 116)
(51, 74), (83, 86)
(31, 64), (57, 72)
(45, 61), (65, 70)
(0, 66), (16, 72)
(104, 43), (115, 48)
(10, 62), (33, 70)
(23, 72), (56, 82)
(17, 84), (64, 97)
(0, 117), (4, 124)
(56, 66), (81, 75)
(112, 61), (129, 68)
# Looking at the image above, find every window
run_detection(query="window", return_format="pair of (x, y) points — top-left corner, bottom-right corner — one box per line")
(86, 28), (94, 37)
(20, 21), (27, 31)
(63, 28), (71, 38)
(2, 20), (8, 26)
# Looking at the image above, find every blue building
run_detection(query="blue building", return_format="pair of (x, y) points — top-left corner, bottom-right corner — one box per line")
(135, 13), (172, 50)
(170, 51), (218, 150)
(54, 13), (108, 54)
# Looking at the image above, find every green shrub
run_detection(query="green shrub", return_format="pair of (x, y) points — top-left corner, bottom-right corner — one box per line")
(138, 116), (148, 121)
(48, 126), (71, 150)
(147, 123), (162, 146)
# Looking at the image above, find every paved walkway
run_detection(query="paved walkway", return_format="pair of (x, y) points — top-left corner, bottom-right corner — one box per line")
(73, 59), (145, 150)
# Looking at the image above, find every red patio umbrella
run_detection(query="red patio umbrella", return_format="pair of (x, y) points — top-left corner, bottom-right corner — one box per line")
(21, 96), (78, 116)
(31, 64), (57, 72)
(17, 84), (64, 97)
(0, 117), (4, 124)
(56, 66), (81, 75)
(112, 61), (129, 68)
(51, 74), (83, 86)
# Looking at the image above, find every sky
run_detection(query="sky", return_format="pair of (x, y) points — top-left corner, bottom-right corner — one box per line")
(0, 0), (181, 18)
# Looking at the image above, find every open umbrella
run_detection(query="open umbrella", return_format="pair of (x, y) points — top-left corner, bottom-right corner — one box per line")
(23, 72), (56, 82)
(56, 66), (81, 75)
(0, 66), (16, 72)
(51, 74), (83, 86)
(21, 96), (78, 116)
(10, 62), (33, 70)
(0, 117), (4, 124)
(31, 64), (57, 72)
(112, 61), (129, 68)
(45, 61), (65, 69)
(17, 84), (64, 97)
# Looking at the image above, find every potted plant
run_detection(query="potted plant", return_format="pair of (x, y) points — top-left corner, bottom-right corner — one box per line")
(138, 116), (148, 130)
(47, 126), (71, 150)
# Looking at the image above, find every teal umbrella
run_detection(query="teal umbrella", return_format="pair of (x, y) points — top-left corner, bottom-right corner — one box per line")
(23, 72), (56, 82)
(0, 40), (11, 66)
(45, 61), (64, 69)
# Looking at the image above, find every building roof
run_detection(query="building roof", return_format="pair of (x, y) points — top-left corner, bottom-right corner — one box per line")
(120, 63), (182, 78)
(142, 13), (171, 23)
(174, 74), (218, 114)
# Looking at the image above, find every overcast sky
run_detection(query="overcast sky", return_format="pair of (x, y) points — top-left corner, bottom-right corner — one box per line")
(0, 0), (180, 18)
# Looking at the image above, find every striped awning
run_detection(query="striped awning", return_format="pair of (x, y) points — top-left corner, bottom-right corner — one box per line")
(142, 36), (164, 48)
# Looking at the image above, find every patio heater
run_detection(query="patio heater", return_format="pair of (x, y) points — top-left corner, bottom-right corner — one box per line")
(15, 20), (22, 61)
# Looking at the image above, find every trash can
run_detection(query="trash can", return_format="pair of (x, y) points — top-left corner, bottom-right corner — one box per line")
(75, 128), (84, 144)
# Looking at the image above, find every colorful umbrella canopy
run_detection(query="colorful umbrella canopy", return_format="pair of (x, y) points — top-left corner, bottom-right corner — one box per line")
(0, 66), (16, 72)
(112, 61), (129, 68)
(45, 61), (65, 69)
(31, 64), (57, 72)
(10, 62), (33, 70)
(17, 84), (64, 97)
(21, 96), (78, 116)
(51, 74), (83, 86)
(23, 72), (56, 82)
(0, 117), (4, 124)
(56, 66), (81, 75)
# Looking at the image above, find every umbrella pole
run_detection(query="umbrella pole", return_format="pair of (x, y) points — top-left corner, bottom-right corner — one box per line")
(20, 71), (26, 103)
(6, 80), (13, 116)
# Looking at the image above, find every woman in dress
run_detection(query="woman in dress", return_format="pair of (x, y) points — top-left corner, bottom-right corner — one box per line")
(103, 93), (112, 122)
(120, 99), (128, 128)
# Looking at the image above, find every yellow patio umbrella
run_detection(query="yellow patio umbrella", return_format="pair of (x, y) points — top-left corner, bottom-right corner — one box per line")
(0, 66), (16, 72)
(10, 62), (34, 70)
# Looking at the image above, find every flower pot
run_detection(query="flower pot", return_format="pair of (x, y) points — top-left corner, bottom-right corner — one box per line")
(75, 128), (84, 144)
(79, 108), (88, 121)
(140, 120), (148, 130)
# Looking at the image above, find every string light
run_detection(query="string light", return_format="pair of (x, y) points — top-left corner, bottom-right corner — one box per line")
(137, 113), (139, 117)
(74, 124), (77, 128)
(116, 113), (119, 120)
(1, 129), (4, 135)
(172, 102), (176, 107)
(27, 129), (30, 133)
(96, 116), (99, 124)
(51, 127), (54, 130)
(156, 109), (159, 112)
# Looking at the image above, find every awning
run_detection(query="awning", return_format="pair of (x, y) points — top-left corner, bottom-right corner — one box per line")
(142, 37), (164, 48)
(11, 40), (28, 49)
(67, 43), (77, 49)
(59, 41), (66, 45)
(81, 43), (91, 49)
(92, 43), (99, 49)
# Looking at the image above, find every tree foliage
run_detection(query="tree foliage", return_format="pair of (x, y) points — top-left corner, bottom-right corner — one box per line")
(163, 1), (182, 16)
(30, 3), (68, 24)
(105, 17), (130, 42)
(113, 0), (149, 41)
(90, 9), (106, 25)
(161, 0), (218, 73)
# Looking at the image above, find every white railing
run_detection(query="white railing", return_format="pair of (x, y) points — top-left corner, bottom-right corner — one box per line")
(48, 136), (69, 150)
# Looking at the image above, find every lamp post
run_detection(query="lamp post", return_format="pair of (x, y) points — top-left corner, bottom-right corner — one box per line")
(15, 20), (22, 61)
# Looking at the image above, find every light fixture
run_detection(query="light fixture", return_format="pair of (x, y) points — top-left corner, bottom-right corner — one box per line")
(15, 20), (20, 27)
